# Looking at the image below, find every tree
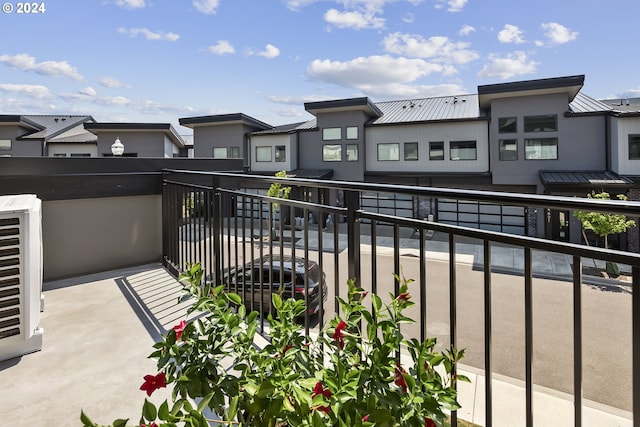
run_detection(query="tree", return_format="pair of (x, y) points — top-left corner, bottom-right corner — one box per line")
(574, 191), (636, 276)
(266, 170), (291, 240)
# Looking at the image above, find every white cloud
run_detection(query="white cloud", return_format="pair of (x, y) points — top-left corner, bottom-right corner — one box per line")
(117, 27), (180, 42)
(498, 24), (525, 44)
(115, 0), (145, 9)
(0, 83), (51, 99)
(285, 0), (424, 12)
(250, 44), (280, 59)
(0, 53), (83, 81)
(382, 32), (479, 64)
(272, 107), (305, 118)
(79, 87), (97, 97)
(540, 22), (578, 45)
(402, 13), (415, 24)
(324, 8), (385, 29)
(267, 94), (336, 105)
(358, 82), (465, 98)
(100, 77), (125, 88)
(477, 51), (538, 79)
(95, 96), (132, 106)
(192, 0), (220, 14)
(208, 40), (235, 55)
(307, 55), (445, 90)
(435, 0), (467, 12)
(459, 24), (475, 36)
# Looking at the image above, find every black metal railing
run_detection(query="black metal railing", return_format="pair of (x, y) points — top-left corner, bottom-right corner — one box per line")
(161, 169), (640, 427)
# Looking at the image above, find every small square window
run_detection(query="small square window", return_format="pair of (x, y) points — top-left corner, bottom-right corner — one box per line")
(0, 139), (11, 151)
(378, 143), (399, 161)
(213, 147), (228, 159)
(275, 145), (286, 162)
(629, 135), (640, 160)
(404, 142), (418, 161)
(346, 126), (358, 140)
(429, 141), (444, 160)
(499, 139), (518, 161)
(346, 144), (359, 161)
(450, 141), (477, 160)
(256, 146), (272, 162)
(230, 147), (240, 158)
(498, 117), (517, 133)
(322, 127), (342, 141)
(323, 144), (342, 161)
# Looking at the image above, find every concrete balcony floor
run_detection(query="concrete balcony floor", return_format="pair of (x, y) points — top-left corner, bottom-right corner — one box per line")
(0, 263), (634, 426)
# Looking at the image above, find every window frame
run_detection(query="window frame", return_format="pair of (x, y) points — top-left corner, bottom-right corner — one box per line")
(429, 141), (444, 160)
(275, 145), (286, 162)
(404, 142), (419, 161)
(346, 144), (359, 162)
(498, 117), (517, 133)
(346, 126), (358, 140)
(213, 147), (228, 159)
(322, 144), (342, 162)
(377, 143), (400, 161)
(629, 135), (640, 160)
(524, 138), (558, 160)
(498, 139), (518, 161)
(450, 140), (477, 161)
(255, 146), (272, 162)
(229, 146), (240, 158)
(322, 127), (342, 141)
(0, 139), (11, 151)
(524, 114), (557, 132)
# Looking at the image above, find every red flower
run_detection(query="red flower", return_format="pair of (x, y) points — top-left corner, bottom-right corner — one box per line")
(333, 320), (347, 349)
(141, 423), (158, 427)
(311, 381), (332, 414)
(425, 418), (436, 427)
(397, 292), (411, 302)
(140, 372), (166, 397)
(394, 363), (408, 394)
(362, 414), (370, 422)
(173, 320), (187, 341)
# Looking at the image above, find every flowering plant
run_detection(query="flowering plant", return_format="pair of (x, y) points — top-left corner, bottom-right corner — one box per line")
(81, 263), (466, 426)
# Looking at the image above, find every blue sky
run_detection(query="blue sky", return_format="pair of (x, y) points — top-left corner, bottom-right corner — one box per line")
(1, 0), (638, 134)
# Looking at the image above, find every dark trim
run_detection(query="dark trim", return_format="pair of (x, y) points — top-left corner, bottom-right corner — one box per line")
(365, 170), (491, 178)
(179, 113), (272, 130)
(478, 75), (585, 96)
(85, 122), (174, 131)
(304, 97), (383, 118)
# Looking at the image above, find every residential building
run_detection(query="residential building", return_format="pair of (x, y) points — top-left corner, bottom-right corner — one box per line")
(84, 122), (188, 157)
(180, 75), (640, 249)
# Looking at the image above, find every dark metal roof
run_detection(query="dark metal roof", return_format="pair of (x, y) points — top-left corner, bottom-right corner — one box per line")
(539, 170), (633, 189)
(179, 113), (272, 130)
(304, 97), (382, 118)
(371, 95), (481, 124)
(20, 115), (94, 140)
(478, 75), (584, 108)
(251, 120), (314, 135)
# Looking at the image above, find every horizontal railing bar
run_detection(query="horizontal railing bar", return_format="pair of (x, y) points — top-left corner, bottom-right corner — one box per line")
(163, 179), (215, 191)
(164, 169), (640, 216)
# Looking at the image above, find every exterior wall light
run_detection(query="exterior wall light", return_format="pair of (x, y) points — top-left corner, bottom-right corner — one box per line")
(111, 137), (125, 156)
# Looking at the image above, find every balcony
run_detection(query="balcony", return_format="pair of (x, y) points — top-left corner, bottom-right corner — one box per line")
(1, 159), (640, 426)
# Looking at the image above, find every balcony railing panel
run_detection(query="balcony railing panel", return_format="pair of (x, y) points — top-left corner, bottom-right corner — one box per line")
(162, 169), (640, 427)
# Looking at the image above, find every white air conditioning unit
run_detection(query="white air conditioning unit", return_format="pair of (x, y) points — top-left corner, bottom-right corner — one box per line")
(0, 194), (44, 362)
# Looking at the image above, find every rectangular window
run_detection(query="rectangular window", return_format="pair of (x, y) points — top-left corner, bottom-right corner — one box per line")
(255, 146), (272, 162)
(524, 115), (557, 132)
(346, 126), (358, 140)
(323, 144), (342, 161)
(213, 147), (228, 159)
(429, 141), (444, 160)
(629, 135), (640, 160)
(498, 117), (517, 133)
(230, 147), (240, 158)
(404, 142), (418, 161)
(450, 140), (477, 160)
(525, 138), (558, 159)
(70, 153), (91, 157)
(499, 139), (518, 161)
(378, 143), (400, 161)
(275, 145), (286, 162)
(0, 139), (10, 151)
(322, 127), (342, 141)
(346, 144), (359, 161)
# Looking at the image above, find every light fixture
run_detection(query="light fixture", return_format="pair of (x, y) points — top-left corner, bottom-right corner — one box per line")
(111, 136), (124, 156)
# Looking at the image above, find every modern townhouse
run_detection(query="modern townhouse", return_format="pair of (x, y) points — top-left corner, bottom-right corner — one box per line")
(180, 74), (640, 249)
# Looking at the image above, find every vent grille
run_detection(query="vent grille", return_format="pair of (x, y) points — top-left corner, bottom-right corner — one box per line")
(0, 216), (20, 341)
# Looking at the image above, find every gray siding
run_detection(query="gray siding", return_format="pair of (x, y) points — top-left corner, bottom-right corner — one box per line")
(96, 131), (167, 157)
(611, 116), (640, 175)
(0, 124), (42, 156)
(193, 123), (250, 166)
(298, 110), (368, 181)
(490, 94), (606, 186)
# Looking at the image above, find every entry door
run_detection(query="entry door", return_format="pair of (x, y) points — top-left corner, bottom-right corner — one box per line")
(549, 209), (570, 242)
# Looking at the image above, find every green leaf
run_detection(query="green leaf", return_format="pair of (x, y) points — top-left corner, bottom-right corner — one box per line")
(112, 419), (129, 427)
(272, 293), (283, 310)
(257, 380), (276, 398)
(143, 399), (157, 421)
(79, 410), (94, 426)
(158, 400), (170, 420)
(228, 395), (239, 420)
(372, 294), (382, 313)
(226, 292), (242, 305)
(197, 392), (214, 412)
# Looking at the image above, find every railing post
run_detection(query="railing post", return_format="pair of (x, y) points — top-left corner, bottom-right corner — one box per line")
(345, 189), (361, 285)
(211, 176), (222, 285)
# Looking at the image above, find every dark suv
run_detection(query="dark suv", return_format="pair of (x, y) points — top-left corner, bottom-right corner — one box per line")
(223, 256), (327, 316)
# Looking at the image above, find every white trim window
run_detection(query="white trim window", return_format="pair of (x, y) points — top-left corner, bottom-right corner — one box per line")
(377, 143), (400, 161)
(256, 146), (272, 162)
(0, 139), (11, 151)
